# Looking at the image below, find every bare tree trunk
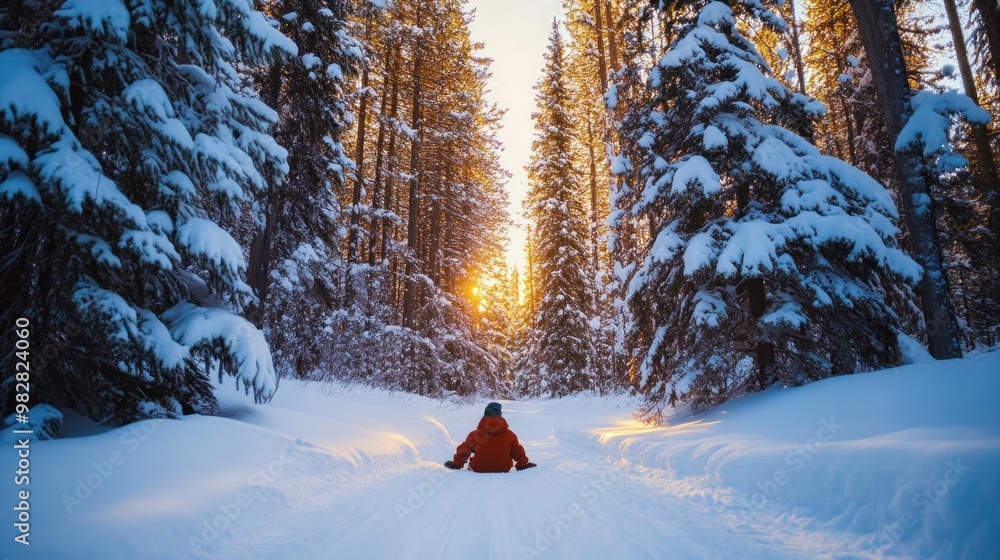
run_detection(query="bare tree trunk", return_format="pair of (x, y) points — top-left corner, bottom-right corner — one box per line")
(428, 182), (443, 285)
(839, 93), (859, 167)
(246, 62), (284, 326)
(592, 0), (610, 94)
(403, 5), (423, 328)
(848, 0), (962, 359)
(953, 0), (1000, 245)
(735, 177), (775, 386)
(746, 278), (775, 389)
(346, 26), (371, 306)
(368, 42), (394, 267)
(605, 0), (620, 77)
(526, 227), (536, 327)
(381, 44), (402, 266)
(587, 121), (600, 275)
(971, 0), (1000, 83)
(942, 0), (999, 193)
(787, 0), (807, 95)
(246, 193), (279, 328)
(968, 0), (1000, 264)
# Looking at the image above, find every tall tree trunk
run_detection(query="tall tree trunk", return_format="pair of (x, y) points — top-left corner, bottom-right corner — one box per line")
(746, 278), (775, 389)
(369, 41), (400, 266)
(425, 156), (445, 286)
(735, 176), (775, 386)
(246, 194), (279, 328)
(967, 0), (1000, 257)
(381, 44), (402, 266)
(587, 121), (600, 275)
(592, 0), (610, 95)
(428, 184), (443, 286)
(246, 62), (284, 327)
(604, 1), (624, 149)
(839, 93), (859, 167)
(526, 227), (536, 327)
(848, 0), (962, 359)
(604, 0), (620, 77)
(971, 0), (1000, 83)
(346, 28), (371, 307)
(942, 0), (999, 194)
(787, 0), (807, 95)
(403, 5), (424, 328)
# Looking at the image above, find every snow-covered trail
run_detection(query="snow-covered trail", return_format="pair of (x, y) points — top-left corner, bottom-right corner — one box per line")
(4, 352), (998, 560)
(191, 400), (874, 560)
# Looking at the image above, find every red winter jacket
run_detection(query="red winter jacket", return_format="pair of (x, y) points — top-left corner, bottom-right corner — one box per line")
(453, 416), (530, 473)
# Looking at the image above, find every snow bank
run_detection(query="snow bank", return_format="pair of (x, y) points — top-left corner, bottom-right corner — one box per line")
(0, 382), (440, 559)
(580, 352), (1000, 559)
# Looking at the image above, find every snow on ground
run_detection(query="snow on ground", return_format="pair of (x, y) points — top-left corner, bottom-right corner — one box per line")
(2, 351), (998, 560)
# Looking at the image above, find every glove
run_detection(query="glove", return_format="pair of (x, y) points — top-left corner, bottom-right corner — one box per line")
(516, 462), (537, 471)
(444, 460), (461, 470)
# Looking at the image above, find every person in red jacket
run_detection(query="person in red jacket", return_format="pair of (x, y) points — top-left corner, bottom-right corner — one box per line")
(445, 402), (537, 473)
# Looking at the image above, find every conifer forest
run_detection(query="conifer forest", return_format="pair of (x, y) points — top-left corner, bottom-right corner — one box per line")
(2, 0), (999, 425)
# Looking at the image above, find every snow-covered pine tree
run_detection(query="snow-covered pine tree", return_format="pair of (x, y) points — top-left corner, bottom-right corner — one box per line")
(561, 0), (625, 394)
(895, 90), (997, 348)
(246, 0), (364, 379)
(617, 1), (921, 415)
(516, 21), (598, 397)
(0, 0), (294, 424)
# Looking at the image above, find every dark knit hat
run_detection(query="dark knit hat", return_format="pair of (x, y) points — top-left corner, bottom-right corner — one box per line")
(484, 402), (502, 417)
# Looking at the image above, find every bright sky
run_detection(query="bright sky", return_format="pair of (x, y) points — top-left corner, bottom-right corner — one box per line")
(465, 0), (564, 271)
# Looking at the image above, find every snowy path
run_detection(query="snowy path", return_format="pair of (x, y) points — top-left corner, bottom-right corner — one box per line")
(186, 401), (877, 560)
(5, 352), (999, 560)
